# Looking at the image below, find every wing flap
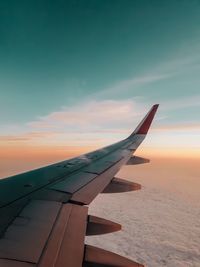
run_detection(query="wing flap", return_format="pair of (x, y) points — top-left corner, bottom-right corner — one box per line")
(0, 202), (88, 267)
(39, 204), (88, 267)
(71, 158), (126, 205)
(0, 200), (61, 263)
(0, 260), (34, 267)
(50, 172), (97, 194)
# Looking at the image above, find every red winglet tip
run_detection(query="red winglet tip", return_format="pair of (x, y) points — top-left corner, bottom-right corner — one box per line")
(153, 104), (159, 109)
(133, 104), (159, 135)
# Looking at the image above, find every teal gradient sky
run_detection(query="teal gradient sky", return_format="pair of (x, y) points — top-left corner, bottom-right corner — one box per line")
(0, 0), (200, 157)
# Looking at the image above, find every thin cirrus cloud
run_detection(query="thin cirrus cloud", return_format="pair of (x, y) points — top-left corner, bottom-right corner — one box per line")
(95, 73), (170, 98)
(153, 123), (200, 132)
(95, 51), (200, 99)
(28, 96), (200, 132)
(2, 50), (200, 146)
(0, 96), (199, 159)
(28, 99), (145, 131)
(1, 49), (200, 149)
(0, 131), (62, 145)
(160, 94), (200, 111)
(0, 99), (153, 149)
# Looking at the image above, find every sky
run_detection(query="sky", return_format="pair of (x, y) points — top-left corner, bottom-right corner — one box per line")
(0, 2), (199, 266)
(0, 0), (200, 175)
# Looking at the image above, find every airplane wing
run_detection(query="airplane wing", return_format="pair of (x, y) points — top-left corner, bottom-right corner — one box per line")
(0, 104), (159, 267)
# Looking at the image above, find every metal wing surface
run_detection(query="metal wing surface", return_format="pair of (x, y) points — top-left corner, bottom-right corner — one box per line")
(0, 104), (159, 267)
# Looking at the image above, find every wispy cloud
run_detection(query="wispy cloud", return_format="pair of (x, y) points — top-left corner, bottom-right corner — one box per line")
(154, 123), (200, 132)
(95, 51), (200, 99)
(0, 131), (61, 142)
(0, 94), (199, 148)
(96, 74), (169, 98)
(1, 100), (143, 146)
(1, 52), (200, 148)
(160, 95), (200, 111)
(28, 99), (145, 132)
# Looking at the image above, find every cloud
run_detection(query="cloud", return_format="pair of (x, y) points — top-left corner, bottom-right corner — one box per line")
(151, 54), (200, 77)
(27, 97), (200, 136)
(28, 99), (145, 132)
(1, 50), (200, 147)
(160, 95), (200, 111)
(0, 131), (61, 142)
(0, 136), (30, 141)
(2, 50), (200, 146)
(1, 96), (199, 149)
(94, 50), (200, 100)
(86, 160), (200, 267)
(96, 74), (169, 98)
(153, 123), (200, 132)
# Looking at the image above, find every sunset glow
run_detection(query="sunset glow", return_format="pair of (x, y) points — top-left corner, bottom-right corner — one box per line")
(0, 2), (200, 266)
(0, 1), (199, 182)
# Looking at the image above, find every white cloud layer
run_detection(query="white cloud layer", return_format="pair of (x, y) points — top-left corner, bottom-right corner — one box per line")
(86, 163), (200, 267)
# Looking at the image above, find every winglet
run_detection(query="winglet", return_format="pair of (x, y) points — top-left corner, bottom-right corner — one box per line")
(130, 104), (159, 137)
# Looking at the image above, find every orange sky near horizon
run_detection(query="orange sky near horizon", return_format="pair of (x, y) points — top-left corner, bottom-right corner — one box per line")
(0, 142), (199, 179)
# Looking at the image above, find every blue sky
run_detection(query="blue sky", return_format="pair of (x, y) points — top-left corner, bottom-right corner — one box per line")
(0, 0), (200, 157)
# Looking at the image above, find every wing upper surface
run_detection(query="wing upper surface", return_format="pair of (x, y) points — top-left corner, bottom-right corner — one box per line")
(0, 105), (159, 267)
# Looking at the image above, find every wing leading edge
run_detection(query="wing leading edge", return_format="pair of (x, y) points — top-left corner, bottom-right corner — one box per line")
(0, 104), (159, 267)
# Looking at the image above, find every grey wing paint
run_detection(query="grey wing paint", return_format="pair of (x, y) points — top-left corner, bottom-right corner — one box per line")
(0, 104), (159, 267)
